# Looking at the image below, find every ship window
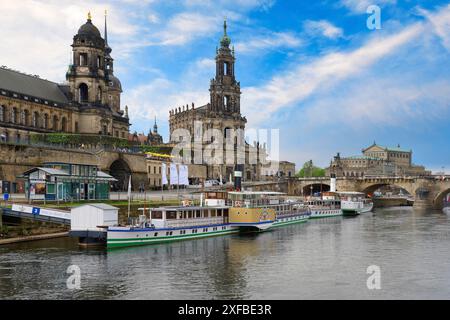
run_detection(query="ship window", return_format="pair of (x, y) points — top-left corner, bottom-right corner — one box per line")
(154, 233), (158, 237)
(151, 211), (163, 219)
(166, 232), (170, 236)
(166, 211), (177, 220)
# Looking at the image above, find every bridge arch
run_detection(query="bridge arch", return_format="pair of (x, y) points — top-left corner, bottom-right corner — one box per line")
(301, 183), (330, 196)
(433, 188), (450, 210)
(361, 183), (414, 197)
(109, 159), (132, 191)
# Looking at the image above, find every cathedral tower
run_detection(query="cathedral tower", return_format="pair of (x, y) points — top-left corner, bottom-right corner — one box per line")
(209, 20), (241, 115)
(66, 12), (107, 105)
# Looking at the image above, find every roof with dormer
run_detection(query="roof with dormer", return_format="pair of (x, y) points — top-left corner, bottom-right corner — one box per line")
(0, 67), (69, 104)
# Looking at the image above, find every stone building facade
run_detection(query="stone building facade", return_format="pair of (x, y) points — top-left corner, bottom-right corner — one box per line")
(0, 13), (130, 145)
(261, 161), (296, 180)
(327, 143), (430, 178)
(146, 156), (207, 189)
(168, 21), (264, 182)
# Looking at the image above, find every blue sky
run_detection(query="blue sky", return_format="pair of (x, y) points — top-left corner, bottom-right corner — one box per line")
(0, 0), (449, 172)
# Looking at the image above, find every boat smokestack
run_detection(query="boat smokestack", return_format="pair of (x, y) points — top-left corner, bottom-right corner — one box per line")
(234, 165), (243, 191)
(330, 174), (336, 192)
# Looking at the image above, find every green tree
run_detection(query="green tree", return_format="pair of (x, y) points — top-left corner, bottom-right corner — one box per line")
(296, 160), (326, 178)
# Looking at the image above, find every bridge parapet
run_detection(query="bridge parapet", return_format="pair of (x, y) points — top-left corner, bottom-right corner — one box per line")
(288, 176), (450, 210)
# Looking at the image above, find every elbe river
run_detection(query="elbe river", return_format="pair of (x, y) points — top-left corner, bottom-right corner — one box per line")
(1, 207), (449, 299)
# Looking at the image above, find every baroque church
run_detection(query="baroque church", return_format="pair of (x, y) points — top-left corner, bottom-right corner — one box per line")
(169, 21), (265, 181)
(0, 12), (130, 143)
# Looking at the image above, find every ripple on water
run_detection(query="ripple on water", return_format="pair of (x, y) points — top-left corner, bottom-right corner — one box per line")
(1, 208), (450, 299)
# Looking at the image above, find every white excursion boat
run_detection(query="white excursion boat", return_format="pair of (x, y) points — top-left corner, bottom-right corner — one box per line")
(107, 191), (278, 249)
(227, 191), (311, 228)
(305, 176), (343, 219)
(306, 197), (342, 219)
(338, 192), (373, 216)
(107, 204), (238, 249)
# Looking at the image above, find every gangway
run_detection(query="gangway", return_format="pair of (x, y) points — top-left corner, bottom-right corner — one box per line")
(1, 204), (70, 226)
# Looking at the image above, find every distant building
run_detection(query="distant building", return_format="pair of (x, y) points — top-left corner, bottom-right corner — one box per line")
(146, 155), (207, 189)
(327, 142), (430, 177)
(129, 118), (163, 146)
(261, 161), (296, 180)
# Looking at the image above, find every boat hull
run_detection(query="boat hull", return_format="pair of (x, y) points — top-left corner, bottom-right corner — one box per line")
(107, 224), (239, 249)
(342, 209), (360, 217)
(309, 209), (342, 219)
(273, 214), (310, 227)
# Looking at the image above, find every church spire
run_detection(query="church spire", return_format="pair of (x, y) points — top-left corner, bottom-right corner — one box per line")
(104, 10), (112, 56)
(104, 10), (108, 45)
(153, 116), (158, 133)
(220, 19), (231, 48)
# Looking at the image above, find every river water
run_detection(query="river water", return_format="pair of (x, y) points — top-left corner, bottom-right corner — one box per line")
(1, 207), (449, 300)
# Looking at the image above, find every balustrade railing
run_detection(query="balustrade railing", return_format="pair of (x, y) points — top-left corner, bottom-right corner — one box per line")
(164, 217), (224, 228)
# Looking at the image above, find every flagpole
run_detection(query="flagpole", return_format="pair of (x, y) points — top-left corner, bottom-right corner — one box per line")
(127, 175), (131, 219)
(177, 164), (180, 205)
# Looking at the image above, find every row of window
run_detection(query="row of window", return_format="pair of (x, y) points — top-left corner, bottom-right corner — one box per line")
(143, 226), (228, 238)
(366, 152), (409, 159)
(0, 105), (70, 132)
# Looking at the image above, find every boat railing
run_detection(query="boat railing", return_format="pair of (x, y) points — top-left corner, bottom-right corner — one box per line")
(164, 217), (224, 228)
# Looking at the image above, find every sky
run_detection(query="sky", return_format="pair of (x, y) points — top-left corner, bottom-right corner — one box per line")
(0, 0), (449, 173)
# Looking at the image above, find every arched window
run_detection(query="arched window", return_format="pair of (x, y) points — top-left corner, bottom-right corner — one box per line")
(24, 110), (30, 126)
(52, 115), (58, 131)
(32, 111), (40, 127)
(61, 117), (67, 132)
(79, 53), (88, 66)
(79, 83), (89, 102)
(97, 86), (102, 102)
(11, 108), (17, 124)
(43, 114), (49, 129)
(20, 110), (26, 125)
(0, 105), (4, 122)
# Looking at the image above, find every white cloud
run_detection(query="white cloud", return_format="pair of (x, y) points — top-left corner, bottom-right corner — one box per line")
(303, 20), (344, 39)
(242, 21), (423, 125)
(0, 0), (141, 82)
(418, 4), (450, 51)
(339, 0), (396, 13)
(235, 32), (302, 53)
(152, 12), (219, 46)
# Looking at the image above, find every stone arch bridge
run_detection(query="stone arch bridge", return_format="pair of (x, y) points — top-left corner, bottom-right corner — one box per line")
(246, 176), (450, 210)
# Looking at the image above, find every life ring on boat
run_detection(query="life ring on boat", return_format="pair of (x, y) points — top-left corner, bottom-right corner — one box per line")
(234, 201), (242, 207)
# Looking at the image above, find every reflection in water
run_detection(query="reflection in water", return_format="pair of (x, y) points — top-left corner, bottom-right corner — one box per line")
(1, 208), (450, 299)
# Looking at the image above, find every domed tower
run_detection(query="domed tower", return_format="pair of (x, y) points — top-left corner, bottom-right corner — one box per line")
(209, 20), (241, 115)
(67, 12), (107, 105)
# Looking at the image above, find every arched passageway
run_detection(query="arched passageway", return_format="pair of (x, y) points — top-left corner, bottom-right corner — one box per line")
(109, 159), (131, 191)
(302, 184), (330, 197)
